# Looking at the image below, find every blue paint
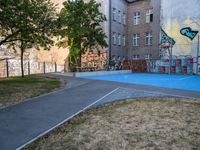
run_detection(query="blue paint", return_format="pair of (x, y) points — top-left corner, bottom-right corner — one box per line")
(83, 73), (200, 92)
(180, 27), (198, 40)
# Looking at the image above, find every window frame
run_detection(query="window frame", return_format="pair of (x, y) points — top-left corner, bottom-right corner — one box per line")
(112, 8), (117, 21)
(117, 33), (121, 46)
(133, 33), (140, 46)
(146, 9), (153, 23)
(118, 10), (121, 23)
(133, 11), (140, 25)
(123, 13), (126, 25)
(112, 32), (117, 45)
(145, 32), (153, 46)
(122, 35), (126, 46)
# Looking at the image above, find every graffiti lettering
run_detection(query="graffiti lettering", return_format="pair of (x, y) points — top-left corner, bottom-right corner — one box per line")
(180, 27), (199, 40)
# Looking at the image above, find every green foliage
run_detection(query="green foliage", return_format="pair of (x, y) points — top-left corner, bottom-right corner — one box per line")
(0, 0), (58, 77)
(58, 0), (107, 68)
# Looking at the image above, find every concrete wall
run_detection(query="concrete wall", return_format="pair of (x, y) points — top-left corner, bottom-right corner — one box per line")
(127, 0), (161, 59)
(75, 70), (132, 77)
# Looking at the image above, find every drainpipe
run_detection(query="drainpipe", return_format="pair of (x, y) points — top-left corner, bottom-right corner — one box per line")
(108, 0), (112, 68)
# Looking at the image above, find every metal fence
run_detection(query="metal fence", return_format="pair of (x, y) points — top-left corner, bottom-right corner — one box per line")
(0, 59), (64, 78)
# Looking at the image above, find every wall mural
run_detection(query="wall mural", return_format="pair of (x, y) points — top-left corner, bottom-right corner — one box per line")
(160, 28), (176, 57)
(161, 0), (200, 57)
(180, 27), (199, 40)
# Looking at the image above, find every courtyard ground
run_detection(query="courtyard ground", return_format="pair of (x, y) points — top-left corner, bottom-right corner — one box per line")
(0, 73), (200, 150)
(24, 97), (200, 150)
(0, 75), (64, 108)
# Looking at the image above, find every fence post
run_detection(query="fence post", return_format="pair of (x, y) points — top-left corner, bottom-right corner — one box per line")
(43, 62), (45, 74)
(6, 59), (9, 78)
(28, 61), (30, 75)
(55, 62), (57, 72)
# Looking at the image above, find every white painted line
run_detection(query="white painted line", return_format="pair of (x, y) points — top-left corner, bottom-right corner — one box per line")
(178, 76), (193, 80)
(16, 87), (119, 150)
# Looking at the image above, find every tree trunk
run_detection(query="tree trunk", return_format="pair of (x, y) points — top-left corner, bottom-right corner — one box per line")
(78, 43), (82, 67)
(79, 49), (82, 67)
(20, 42), (25, 78)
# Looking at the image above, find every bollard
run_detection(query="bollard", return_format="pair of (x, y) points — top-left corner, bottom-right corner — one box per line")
(6, 59), (9, 78)
(55, 62), (57, 72)
(43, 62), (46, 74)
(28, 61), (30, 75)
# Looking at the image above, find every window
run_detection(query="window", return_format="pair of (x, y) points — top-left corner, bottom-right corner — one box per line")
(118, 10), (121, 23)
(123, 13), (126, 25)
(145, 54), (152, 59)
(133, 34), (140, 46)
(145, 32), (153, 46)
(146, 9), (153, 23)
(122, 35), (126, 46)
(112, 32), (116, 45)
(117, 33), (121, 46)
(112, 8), (117, 21)
(132, 54), (140, 59)
(133, 12), (140, 25)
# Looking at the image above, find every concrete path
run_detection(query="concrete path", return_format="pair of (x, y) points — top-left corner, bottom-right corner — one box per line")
(0, 73), (200, 150)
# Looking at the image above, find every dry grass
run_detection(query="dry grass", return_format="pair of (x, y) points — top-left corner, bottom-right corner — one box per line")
(25, 97), (200, 150)
(0, 75), (64, 108)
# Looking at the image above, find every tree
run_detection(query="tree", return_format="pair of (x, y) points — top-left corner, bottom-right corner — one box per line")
(58, 0), (107, 70)
(0, 0), (58, 77)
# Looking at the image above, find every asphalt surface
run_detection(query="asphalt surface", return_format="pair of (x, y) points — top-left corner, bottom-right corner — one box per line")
(0, 73), (200, 150)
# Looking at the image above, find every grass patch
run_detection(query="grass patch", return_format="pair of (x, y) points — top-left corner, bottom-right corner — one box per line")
(24, 97), (200, 150)
(0, 75), (64, 108)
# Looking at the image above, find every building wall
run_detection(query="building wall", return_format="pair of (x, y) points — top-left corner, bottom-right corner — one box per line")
(96, 0), (110, 51)
(161, 0), (200, 57)
(110, 0), (128, 58)
(127, 0), (161, 59)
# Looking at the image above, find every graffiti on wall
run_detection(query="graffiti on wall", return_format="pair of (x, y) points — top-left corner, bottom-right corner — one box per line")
(180, 27), (199, 40)
(161, 0), (200, 57)
(0, 59), (64, 78)
(160, 28), (176, 57)
(81, 51), (108, 70)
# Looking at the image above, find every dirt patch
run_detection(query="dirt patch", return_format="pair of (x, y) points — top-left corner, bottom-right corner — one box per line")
(0, 75), (64, 108)
(24, 97), (200, 150)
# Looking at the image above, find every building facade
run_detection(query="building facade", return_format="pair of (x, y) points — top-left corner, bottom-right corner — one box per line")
(126, 0), (161, 60)
(102, 0), (161, 62)
(81, 0), (161, 68)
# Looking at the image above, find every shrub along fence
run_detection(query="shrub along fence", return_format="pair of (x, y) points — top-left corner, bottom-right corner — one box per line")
(0, 58), (64, 78)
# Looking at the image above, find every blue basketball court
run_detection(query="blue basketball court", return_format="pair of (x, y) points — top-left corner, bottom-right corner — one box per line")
(83, 73), (200, 92)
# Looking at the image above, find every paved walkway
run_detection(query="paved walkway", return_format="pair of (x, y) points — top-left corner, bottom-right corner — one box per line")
(0, 73), (200, 150)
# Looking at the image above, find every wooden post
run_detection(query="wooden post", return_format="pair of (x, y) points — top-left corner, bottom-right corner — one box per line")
(55, 62), (57, 72)
(43, 62), (45, 74)
(28, 61), (30, 75)
(6, 59), (9, 78)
